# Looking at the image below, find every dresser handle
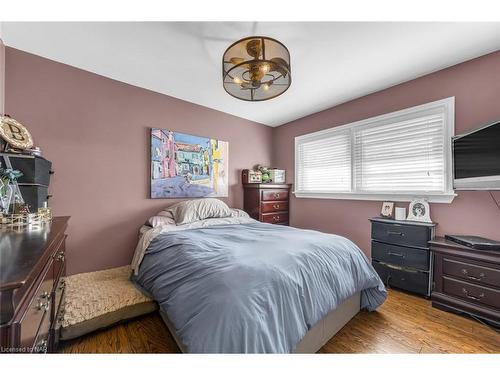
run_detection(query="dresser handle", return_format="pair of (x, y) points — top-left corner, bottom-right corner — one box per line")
(461, 288), (485, 301)
(387, 231), (404, 236)
(273, 216), (280, 221)
(273, 204), (280, 209)
(388, 252), (405, 258)
(461, 269), (485, 281)
(273, 193), (280, 199)
(56, 252), (65, 262)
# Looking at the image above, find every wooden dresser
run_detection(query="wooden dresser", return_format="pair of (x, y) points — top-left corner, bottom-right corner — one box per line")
(430, 237), (500, 327)
(370, 217), (436, 297)
(243, 183), (292, 225)
(0, 217), (69, 353)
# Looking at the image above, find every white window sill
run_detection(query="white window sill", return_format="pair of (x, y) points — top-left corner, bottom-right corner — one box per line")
(293, 191), (457, 204)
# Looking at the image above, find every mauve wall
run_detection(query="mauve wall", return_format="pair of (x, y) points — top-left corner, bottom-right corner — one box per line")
(5, 47), (272, 274)
(0, 39), (5, 113)
(273, 51), (500, 256)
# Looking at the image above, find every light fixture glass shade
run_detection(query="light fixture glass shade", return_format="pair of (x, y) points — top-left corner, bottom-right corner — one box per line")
(222, 36), (291, 101)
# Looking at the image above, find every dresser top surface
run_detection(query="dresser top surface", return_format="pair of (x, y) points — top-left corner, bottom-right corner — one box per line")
(243, 183), (292, 189)
(370, 217), (437, 227)
(430, 236), (500, 260)
(0, 216), (69, 290)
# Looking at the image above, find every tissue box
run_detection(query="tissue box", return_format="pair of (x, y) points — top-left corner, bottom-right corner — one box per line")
(269, 169), (285, 183)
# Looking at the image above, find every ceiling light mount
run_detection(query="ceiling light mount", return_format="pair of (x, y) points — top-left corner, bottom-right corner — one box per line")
(222, 36), (291, 102)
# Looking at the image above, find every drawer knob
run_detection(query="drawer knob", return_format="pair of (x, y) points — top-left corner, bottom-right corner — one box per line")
(36, 300), (50, 311)
(56, 252), (65, 262)
(40, 291), (50, 299)
(461, 269), (485, 281)
(387, 231), (404, 236)
(388, 251), (405, 258)
(461, 288), (485, 301)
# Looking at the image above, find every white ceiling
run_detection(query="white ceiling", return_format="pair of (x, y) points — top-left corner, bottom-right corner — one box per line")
(2, 22), (500, 127)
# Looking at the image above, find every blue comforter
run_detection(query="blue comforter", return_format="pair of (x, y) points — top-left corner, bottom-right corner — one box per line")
(134, 222), (386, 353)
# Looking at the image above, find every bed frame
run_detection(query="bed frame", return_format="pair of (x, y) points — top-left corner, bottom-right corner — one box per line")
(160, 292), (361, 353)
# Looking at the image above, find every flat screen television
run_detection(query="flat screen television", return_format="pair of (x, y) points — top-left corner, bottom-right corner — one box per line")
(453, 120), (500, 190)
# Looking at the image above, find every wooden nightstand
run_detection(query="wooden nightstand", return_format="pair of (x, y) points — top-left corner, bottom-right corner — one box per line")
(243, 183), (292, 225)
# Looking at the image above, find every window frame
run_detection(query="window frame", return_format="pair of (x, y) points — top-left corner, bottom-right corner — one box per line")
(294, 97), (456, 203)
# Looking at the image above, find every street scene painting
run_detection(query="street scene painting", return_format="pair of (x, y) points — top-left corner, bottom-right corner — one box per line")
(150, 129), (229, 198)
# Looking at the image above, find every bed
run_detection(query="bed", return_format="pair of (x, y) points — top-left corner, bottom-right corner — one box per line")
(131, 204), (386, 353)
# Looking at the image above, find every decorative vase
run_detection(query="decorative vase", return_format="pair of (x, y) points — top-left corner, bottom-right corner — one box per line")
(0, 182), (14, 215)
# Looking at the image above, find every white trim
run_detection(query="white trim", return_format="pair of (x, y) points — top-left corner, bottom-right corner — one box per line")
(454, 175), (500, 190)
(294, 97), (456, 203)
(294, 191), (457, 204)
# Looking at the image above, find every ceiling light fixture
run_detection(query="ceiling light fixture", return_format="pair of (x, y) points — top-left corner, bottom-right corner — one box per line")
(222, 36), (291, 102)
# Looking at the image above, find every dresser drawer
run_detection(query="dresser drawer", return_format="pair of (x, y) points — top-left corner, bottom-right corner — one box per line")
(261, 201), (289, 213)
(372, 241), (429, 271)
(372, 221), (431, 248)
(262, 212), (289, 224)
(261, 189), (289, 201)
(442, 276), (500, 310)
(442, 257), (500, 289)
(373, 261), (429, 296)
(19, 260), (54, 348)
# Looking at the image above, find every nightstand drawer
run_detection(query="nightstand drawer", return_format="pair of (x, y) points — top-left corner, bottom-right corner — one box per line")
(442, 276), (500, 310)
(373, 261), (429, 296)
(372, 221), (431, 248)
(372, 241), (429, 271)
(262, 190), (289, 201)
(261, 201), (289, 213)
(442, 257), (500, 289)
(262, 212), (289, 224)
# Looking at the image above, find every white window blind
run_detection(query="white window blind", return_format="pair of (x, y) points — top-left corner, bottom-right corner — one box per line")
(296, 131), (351, 192)
(294, 97), (456, 203)
(354, 114), (445, 192)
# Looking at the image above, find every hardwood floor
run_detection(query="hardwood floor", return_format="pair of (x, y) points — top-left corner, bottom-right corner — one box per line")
(60, 289), (500, 354)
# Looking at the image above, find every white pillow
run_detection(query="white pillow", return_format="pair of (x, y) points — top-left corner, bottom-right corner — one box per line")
(230, 208), (250, 218)
(147, 209), (176, 227)
(168, 198), (231, 225)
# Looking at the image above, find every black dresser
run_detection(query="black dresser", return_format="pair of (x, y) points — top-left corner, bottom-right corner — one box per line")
(370, 217), (436, 297)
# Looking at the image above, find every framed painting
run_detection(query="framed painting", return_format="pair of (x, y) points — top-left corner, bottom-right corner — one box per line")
(150, 129), (229, 198)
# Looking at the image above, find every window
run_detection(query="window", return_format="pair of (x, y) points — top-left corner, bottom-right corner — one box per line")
(295, 97), (456, 203)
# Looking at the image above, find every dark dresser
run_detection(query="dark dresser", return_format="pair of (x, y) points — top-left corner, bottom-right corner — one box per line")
(0, 217), (69, 353)
(243, 183), (292, 225)
(430, 237), (500, 327)
(370, 217), (436, 297)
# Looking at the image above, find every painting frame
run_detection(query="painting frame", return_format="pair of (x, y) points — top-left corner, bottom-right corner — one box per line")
(150, 128), (229, 199)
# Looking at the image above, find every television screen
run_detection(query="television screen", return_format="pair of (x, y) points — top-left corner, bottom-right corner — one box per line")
(453, 121), (500, 190)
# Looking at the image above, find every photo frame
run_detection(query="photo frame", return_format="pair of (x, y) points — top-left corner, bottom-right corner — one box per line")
(407, 198), (432, 223)
(380, 201), (395, 218)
